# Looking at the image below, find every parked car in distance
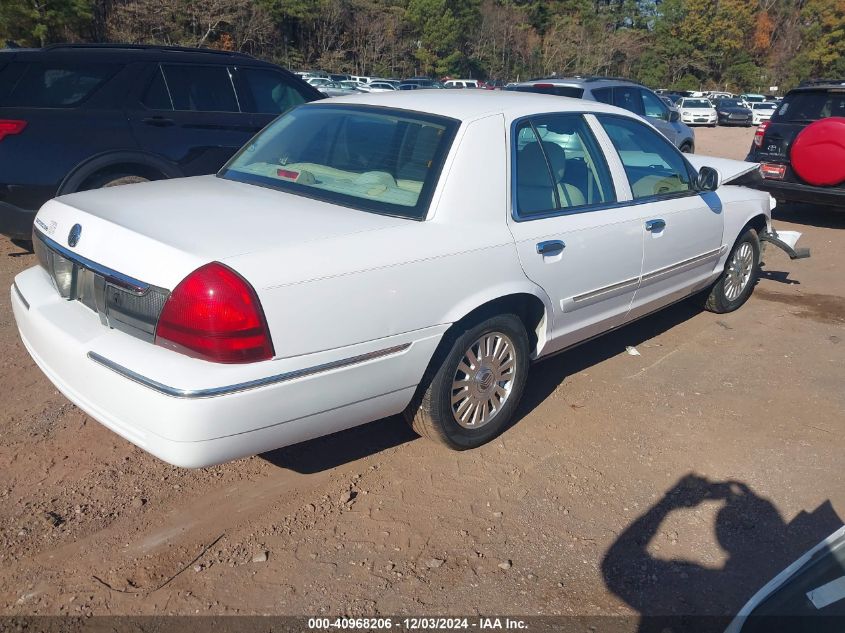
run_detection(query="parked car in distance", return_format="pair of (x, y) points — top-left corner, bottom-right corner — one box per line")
(306, 77), (356, 97)
(745, 79), (845, 209)
(714, 98), (752, 126)
(707, 91), (733, 100)
(340, 80), (366, 92)
(444, 79), (480, 89)
(750, 101), (777, 125)
(740, 93), (766, 106)
(350, 75), (373, 84)
(366, 81), (397, 92)
(506, 77), (696, 152)
(12, 90), (806, 467)
(399, 77), (445, 90)
(329, 73), (351, 82)
(678, 97), (717, 126)
(0, 44), (323, 242)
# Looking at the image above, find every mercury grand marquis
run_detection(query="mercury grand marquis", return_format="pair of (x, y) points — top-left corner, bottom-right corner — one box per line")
(11, 91), (807, 467)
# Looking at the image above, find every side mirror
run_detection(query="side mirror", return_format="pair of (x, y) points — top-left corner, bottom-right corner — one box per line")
(669, 110), (680, 123)
(697, 166), (721, 191)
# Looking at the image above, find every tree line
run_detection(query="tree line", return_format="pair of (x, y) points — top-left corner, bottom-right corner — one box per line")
(2, 0), (843, 92)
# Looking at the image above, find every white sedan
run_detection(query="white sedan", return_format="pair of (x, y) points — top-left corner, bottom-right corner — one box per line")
(678, 97), (718, 126)
(11, 91), (806, 467)
(751, 101), (778, 125)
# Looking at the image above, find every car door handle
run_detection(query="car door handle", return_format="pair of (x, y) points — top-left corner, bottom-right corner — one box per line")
(645, 219), (666, 232)
(536, 240), (565, 255)
(142, 116), (175, 127)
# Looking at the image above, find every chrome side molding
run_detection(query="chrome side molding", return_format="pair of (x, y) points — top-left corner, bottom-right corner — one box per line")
(87, 342), (413, 399)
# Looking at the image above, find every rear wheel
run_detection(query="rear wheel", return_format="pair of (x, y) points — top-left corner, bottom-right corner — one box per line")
(703, 228), (761, 314)
(679, 142), (693, 153)
(405, 313), (530, 450)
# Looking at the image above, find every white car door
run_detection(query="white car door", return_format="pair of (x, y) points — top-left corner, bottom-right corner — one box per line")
(593, 115), (723, 320)
(506, 114), (644, 355)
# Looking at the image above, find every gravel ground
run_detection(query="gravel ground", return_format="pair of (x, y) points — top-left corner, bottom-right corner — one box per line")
(0, 125), (843, 625)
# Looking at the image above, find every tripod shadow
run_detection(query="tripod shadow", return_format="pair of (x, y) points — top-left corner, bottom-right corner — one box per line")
(602, 474), (843, 632)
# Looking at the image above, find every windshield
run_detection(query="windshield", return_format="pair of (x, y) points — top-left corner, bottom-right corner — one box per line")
(220, 104), (459, 220)
(717, 99), (743, 108)
(682, 99), (711, 108)
(773, 90), (845, 122)
(753, 103), (776, 110)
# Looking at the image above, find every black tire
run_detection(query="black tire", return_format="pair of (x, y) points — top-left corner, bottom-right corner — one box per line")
(703, 228), (761, 314)
(404, 313), (530, 450)
(86, 174), (150, 190)
(680, 143), (693, 154)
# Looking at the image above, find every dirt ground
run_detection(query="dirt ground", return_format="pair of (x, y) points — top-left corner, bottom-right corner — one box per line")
(0, 125), (843, 626)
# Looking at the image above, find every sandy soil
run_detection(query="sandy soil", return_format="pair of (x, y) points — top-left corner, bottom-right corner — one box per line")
(0, 125), (843, 625)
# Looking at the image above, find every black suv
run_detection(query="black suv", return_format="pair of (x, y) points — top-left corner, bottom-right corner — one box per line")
(745, 80), (845, 208)
(0, 44), (323, 240)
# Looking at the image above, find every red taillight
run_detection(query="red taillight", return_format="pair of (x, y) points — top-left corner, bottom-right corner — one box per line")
(753, 120), (770, 148)
(155, 262), (274, 364)
(0, 119), (26, 142)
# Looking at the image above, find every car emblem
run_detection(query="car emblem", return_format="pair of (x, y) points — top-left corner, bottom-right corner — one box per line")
(68, 223), (82, 247)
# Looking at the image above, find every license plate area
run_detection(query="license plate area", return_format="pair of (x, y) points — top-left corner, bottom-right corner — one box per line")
(33, 230), (169, 343)
(761, 163), (787, 180)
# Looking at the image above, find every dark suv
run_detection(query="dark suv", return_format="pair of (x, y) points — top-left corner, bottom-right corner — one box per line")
(745, 80), (845, 209)
(0, 44), (323, 240)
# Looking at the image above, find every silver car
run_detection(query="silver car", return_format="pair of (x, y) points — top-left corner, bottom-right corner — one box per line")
(506, 77), (696, 152)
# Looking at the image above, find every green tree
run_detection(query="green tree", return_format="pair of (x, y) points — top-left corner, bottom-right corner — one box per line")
(0, 0), (94, 46)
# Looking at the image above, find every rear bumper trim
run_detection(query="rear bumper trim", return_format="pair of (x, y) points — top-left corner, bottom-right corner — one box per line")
(87, 343), (412, 399)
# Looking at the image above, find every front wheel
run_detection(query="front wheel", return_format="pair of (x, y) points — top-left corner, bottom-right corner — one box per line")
(703, 228), (761, 313)
(405, 313), (530, 450)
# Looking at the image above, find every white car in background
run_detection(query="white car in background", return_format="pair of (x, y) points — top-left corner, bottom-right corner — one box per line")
(678, 97), (718, 126)
(751, 101), (778, 125)
(365, 81), (397, 92)
(11, 91), (806, 467)
(445, 79), (481, 89)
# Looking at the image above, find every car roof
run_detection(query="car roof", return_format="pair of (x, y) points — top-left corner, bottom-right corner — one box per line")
(308, 89), (631, 123)
(7, 44), (278, 67)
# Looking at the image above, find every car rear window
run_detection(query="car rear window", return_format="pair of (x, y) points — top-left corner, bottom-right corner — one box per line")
(507, 84), (584, 98)
(220, 104), (459, 220)
(773, 90), (845, 122)
(5, 63), (119, 107)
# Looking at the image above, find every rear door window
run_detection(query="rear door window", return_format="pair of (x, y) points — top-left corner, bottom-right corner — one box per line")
(238, 67), (310, 114)
(6, 63), (119, 107)
(160, 64), (239, 112)
(142, 67), (173, 110)
(774, 91), (845, 122)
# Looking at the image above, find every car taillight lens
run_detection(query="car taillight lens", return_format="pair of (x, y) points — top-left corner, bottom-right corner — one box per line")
(155, 262), (274, 364)
(0, 119), (26, 141)
(753, 120), (770, 147)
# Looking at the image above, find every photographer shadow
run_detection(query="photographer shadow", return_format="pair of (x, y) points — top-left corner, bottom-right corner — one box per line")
(601, 474), (843, 632)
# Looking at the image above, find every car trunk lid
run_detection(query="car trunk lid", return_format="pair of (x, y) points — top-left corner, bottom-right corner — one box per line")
(35, 175), (409, 290)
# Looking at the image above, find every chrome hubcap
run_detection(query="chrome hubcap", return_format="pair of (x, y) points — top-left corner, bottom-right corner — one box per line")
(724, 242), (754, 301)
(451, 331), (516, 429)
